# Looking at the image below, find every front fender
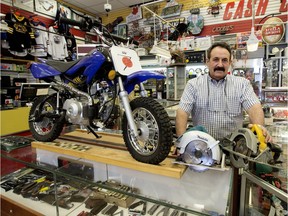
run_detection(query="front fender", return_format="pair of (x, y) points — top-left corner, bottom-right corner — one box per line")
(124, 70), (166, 93)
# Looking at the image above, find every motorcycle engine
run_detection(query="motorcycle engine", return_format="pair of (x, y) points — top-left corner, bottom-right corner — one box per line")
(63, 98), (90, 125)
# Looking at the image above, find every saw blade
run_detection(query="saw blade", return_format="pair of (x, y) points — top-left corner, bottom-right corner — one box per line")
(182, 140), (214, 172)
(229, 135), (252, 168)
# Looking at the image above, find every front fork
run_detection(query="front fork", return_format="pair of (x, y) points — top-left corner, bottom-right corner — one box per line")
(117, 77), (139, 138)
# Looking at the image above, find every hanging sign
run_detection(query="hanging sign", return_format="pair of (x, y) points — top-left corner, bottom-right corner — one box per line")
(126, 6), (142, 23)
(261, 17), (285, 44)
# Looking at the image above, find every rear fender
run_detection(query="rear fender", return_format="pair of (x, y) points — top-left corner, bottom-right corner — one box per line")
(30, 62), (61, 79)
(124, 70), (165, 93)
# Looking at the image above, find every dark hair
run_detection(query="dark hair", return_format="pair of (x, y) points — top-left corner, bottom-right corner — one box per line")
(207, 42), (232, 60)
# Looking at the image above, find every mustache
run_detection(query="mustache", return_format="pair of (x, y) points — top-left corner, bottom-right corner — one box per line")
(214, 67), (225, 72)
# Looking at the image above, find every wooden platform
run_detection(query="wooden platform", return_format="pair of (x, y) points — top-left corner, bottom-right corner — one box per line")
(32, 130), (187, 179)
(63, 129), (125, 145)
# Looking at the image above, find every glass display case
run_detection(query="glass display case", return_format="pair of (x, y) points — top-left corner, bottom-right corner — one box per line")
(239, 130), (288, 216)
(1, 132), (233, 216)
(239, 171), (288, 216)
(166, 63), (186, 100)
(262, 87), (288, 120)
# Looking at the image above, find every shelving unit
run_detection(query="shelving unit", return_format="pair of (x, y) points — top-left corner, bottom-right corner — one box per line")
(166, 63), (186, 101)
(0, 54), (37, 109)
(262, 87), (288, 120)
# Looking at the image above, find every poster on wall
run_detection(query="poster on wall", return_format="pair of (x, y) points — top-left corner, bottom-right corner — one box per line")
(72, 11), (85, 22)
(213, 34), (237, 49)
(161, 0), (183, 19)
(13, 0), (34, 12)
(71, 11), (85, 29)
(117, 23), (128, 38)
(126, 6), (142, 23)
(34, 0), (57, 17)
(58, 4), (72, 19)
(236, 31), (262, 50)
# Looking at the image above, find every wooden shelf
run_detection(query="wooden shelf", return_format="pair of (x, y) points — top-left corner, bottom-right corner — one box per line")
(0, 58), (34, 64)
(0, 69), (29, 73)
(32, 130), (187, 179)
(1, 195), (44, 216)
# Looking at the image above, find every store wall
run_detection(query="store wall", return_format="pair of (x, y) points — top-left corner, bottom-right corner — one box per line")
(101, 0), (287, 37)
(0, 2), (87, 40)
(1, 0), (287, 39)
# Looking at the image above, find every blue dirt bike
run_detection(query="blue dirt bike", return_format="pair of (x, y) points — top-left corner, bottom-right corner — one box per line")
(26, 17), (173, 164)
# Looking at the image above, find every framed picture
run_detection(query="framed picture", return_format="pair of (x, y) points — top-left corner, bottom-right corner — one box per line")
(117, 23), (127, 38)
(161, 4), (183, 19)
(58, 4), (72, 19)
(34, 0), (57, 17)
(71, 10), (85, 29)
(72, 10), (85, 22)
(13, 0), (34, 12)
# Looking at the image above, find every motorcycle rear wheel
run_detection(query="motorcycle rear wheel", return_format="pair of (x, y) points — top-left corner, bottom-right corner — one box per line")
(122, 97), (173, 164)
(29, 96), (65, 142)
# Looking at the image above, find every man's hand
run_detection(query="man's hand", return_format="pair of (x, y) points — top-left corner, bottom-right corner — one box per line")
(248, 124), (273, 143)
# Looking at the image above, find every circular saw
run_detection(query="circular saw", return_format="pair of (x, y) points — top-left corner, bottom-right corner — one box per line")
(227, 128), (258, 168)
(175, 130), (222, 172)
(221, 125), (283, 170)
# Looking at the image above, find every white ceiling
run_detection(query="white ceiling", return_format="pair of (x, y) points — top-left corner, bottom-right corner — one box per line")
(66, 0), (156, 17)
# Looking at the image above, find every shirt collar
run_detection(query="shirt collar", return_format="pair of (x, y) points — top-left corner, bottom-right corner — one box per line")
(208, 74), (227, 84)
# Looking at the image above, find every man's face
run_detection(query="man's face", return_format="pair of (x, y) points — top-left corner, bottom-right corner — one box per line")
(206, 46), (231, 80)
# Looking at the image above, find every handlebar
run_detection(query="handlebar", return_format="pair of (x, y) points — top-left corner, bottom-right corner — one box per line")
(59, 17), (139, 46)
(102, 32), (139, 46)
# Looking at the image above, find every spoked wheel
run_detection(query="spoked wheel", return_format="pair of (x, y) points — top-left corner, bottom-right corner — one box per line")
(122, 97), (173, 164)
(29, 96), (65, 142)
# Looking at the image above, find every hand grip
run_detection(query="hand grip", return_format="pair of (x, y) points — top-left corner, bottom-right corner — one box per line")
(59, 17), (84, 28)
(250, 124), (267, 152)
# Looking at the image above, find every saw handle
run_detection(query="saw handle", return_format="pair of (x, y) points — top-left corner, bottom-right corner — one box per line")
(250, 124), (267, 152)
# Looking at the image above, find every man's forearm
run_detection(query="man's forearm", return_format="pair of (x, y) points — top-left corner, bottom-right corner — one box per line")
(176, 109), (189, 137)
(247, 103), (265, 125)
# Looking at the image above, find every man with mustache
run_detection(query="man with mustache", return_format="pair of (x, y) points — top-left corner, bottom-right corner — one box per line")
(176, 42), (271, 142)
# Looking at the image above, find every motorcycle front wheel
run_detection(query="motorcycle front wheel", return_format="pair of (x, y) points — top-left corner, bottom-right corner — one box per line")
(122, 97), (173, 164)
(29, 95), (65, 142)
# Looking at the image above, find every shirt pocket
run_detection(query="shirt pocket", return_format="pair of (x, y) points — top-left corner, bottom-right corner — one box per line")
(226, 95), (241, 115)
(195, 97), (208, 109)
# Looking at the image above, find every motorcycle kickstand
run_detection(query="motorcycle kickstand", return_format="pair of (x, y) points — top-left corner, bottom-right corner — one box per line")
(86, 125), (102, 139)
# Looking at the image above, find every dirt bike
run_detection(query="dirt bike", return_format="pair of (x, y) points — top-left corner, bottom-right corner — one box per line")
(25, 17), (173, 164)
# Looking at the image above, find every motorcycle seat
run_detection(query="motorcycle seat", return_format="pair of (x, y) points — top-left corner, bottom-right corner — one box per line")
(46, 58), (81, 73)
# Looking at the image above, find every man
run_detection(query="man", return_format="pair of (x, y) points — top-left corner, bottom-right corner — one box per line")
(176, 42), (271, 142)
